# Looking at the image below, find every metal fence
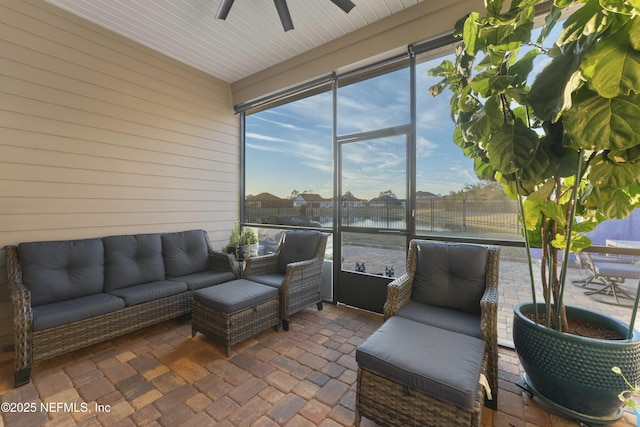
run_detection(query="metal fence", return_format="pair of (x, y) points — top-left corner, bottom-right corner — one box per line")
(245, 198), (521, 236)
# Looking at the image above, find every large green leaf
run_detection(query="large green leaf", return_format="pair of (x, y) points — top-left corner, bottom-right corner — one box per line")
(487, 119), (539, 174)
(528, 52), (581, 121)
(589, 153), (640, 187)
(522, 198), (542, 229)
(564, 88), (640, 150)
(581, 23), (640, 98)
(630, 18), (640, 50)
(540, 200), (567, 227)
(508, 49), (540, 86)
(601, 189), (635, 218)
(463, 12), (482, 56)
(461, 96), (504, 142)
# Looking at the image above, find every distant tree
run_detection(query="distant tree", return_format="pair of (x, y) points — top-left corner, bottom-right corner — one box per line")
(378, 190), (397, 198)
(289, 190), (299, 199)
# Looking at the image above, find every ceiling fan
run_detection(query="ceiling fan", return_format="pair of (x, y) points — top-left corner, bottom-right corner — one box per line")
(215, 0), (356, 32)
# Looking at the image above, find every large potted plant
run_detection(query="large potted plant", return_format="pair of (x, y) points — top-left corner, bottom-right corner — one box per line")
(429, 0), (640, 423)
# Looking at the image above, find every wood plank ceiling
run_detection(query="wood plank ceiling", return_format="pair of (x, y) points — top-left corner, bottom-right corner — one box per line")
(44, 0), (426, 83)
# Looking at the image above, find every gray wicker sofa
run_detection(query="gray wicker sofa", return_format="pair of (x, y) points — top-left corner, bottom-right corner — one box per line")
(5, 229), (239, 387)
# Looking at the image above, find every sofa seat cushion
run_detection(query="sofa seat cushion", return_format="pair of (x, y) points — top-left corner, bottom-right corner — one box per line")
(170, 271), (236, 291)
(277, 231), (322, 274)
(412, 241), (488, 314)
(396, 301), (481, 338)
(162, 230), (210, 277)
(108, 280), (187, 306)
(32, 293), (125, 331)
(245, 273), (285, 290)
(193, 279), (278, 314)
(103, 234), (165, 292)
(18, 238), (105, 306)
(356, 316), (485, 409)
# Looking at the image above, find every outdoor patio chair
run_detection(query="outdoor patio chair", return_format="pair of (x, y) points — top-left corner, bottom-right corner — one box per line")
(383, 239), (500, 409)
(580, 252), (640, 304)
(243, 230), (328, 331)
(573, 252), (632, 287)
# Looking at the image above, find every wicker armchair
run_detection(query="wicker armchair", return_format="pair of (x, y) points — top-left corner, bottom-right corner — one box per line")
(243, 230), (328, 331)
(383, 239), (500, 410)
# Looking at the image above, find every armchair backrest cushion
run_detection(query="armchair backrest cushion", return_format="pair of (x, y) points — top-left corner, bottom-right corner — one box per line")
(412, 241), (488, 314)
(277, 230), (322, 274)
(103, 234), (165, 291)
(162, 229), (210, 277)
(18, 238), (105, 306)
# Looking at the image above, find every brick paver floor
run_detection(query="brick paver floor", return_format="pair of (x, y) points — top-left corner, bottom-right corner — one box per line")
(0, 303), (637, 426)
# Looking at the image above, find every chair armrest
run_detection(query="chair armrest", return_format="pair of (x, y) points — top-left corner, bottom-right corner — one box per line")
(208, 250), (241, 278)
(243, 253), (280, 278)
(383, 273), (412, 320)
(283, 257), (323, 286)
(4, 246), (34, 373)
(479, 281), (498, 342)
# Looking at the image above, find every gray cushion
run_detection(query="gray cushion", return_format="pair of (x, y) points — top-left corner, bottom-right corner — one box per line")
(162, 230), (210, 277)
(32, 293), (125, 331)
(396, 301), (481, 338)
(103, 234), (165, 292)
(193, 279), (278, 313)
(356, 316), (485, 409)
(108, 280), (187, 306)
(245, 273), (285, 290)
(170, 271), (236, 291)
(412, 241), (487, 314)
(278, 230), (322, 274)
(18, 238), (105, 306)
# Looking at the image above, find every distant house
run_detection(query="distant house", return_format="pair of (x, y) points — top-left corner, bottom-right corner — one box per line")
(246, 192), (291, 209)
(293, 193), (332, 209)
(416, 191), (440, 200)
(341, 192), (365, 207)
(368, 195), (405, 208)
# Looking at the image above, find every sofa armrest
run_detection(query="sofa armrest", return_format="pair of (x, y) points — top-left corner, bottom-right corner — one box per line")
(208, 250), (241, 278)
(383, 273), (412, 320)
(4, 245), (34, 384)
(243, 253), (280, 278)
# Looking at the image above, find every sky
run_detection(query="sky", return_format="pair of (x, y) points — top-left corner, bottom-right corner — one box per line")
(244, 24), (559, 201)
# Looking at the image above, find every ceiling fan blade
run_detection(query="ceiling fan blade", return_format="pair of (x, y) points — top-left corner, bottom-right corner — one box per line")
(330, 0), (356, 13)
(274, 0), (294, 32)
(216, 0), (235, 20)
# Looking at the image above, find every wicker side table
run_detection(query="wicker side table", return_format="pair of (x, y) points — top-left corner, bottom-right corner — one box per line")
(355, 316), (488, 427)
(191, 279), (280, 356)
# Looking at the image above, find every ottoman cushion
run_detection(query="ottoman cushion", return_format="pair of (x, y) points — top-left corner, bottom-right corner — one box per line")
(194, 279), (278, 314)
(356, 316), (485, 408)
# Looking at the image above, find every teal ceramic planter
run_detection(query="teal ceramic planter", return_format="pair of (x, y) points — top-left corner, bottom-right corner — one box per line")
(513, 303), (640, 425)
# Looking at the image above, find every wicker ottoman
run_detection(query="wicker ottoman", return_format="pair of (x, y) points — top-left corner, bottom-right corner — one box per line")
(191, 279), (280, 356)
(355, 316), (488, 427)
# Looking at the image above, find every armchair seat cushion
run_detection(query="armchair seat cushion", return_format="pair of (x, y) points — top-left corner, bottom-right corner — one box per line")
(245, 273), (285, 290)
(396, 301), (481, 338)
(32, 293), (125, 331)
(171, 271), (236, 291)
(108, 280), (187, 306)
(356, 316), (485, 409)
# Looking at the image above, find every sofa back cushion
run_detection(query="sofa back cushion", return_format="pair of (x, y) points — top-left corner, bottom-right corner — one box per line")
(412, 241), (488, 314)
(18, 238), (105, 307)
(103, 234), (165, 291)
(162, 230), (210, 277)
(277, 230), (322, 274)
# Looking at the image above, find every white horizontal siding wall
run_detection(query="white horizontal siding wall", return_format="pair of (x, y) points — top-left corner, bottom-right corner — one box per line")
(0, 0), (240, 353)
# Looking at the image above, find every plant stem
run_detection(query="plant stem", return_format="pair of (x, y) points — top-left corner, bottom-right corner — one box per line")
(557, 151), (583, 332)
(515, 174), (538, 323)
